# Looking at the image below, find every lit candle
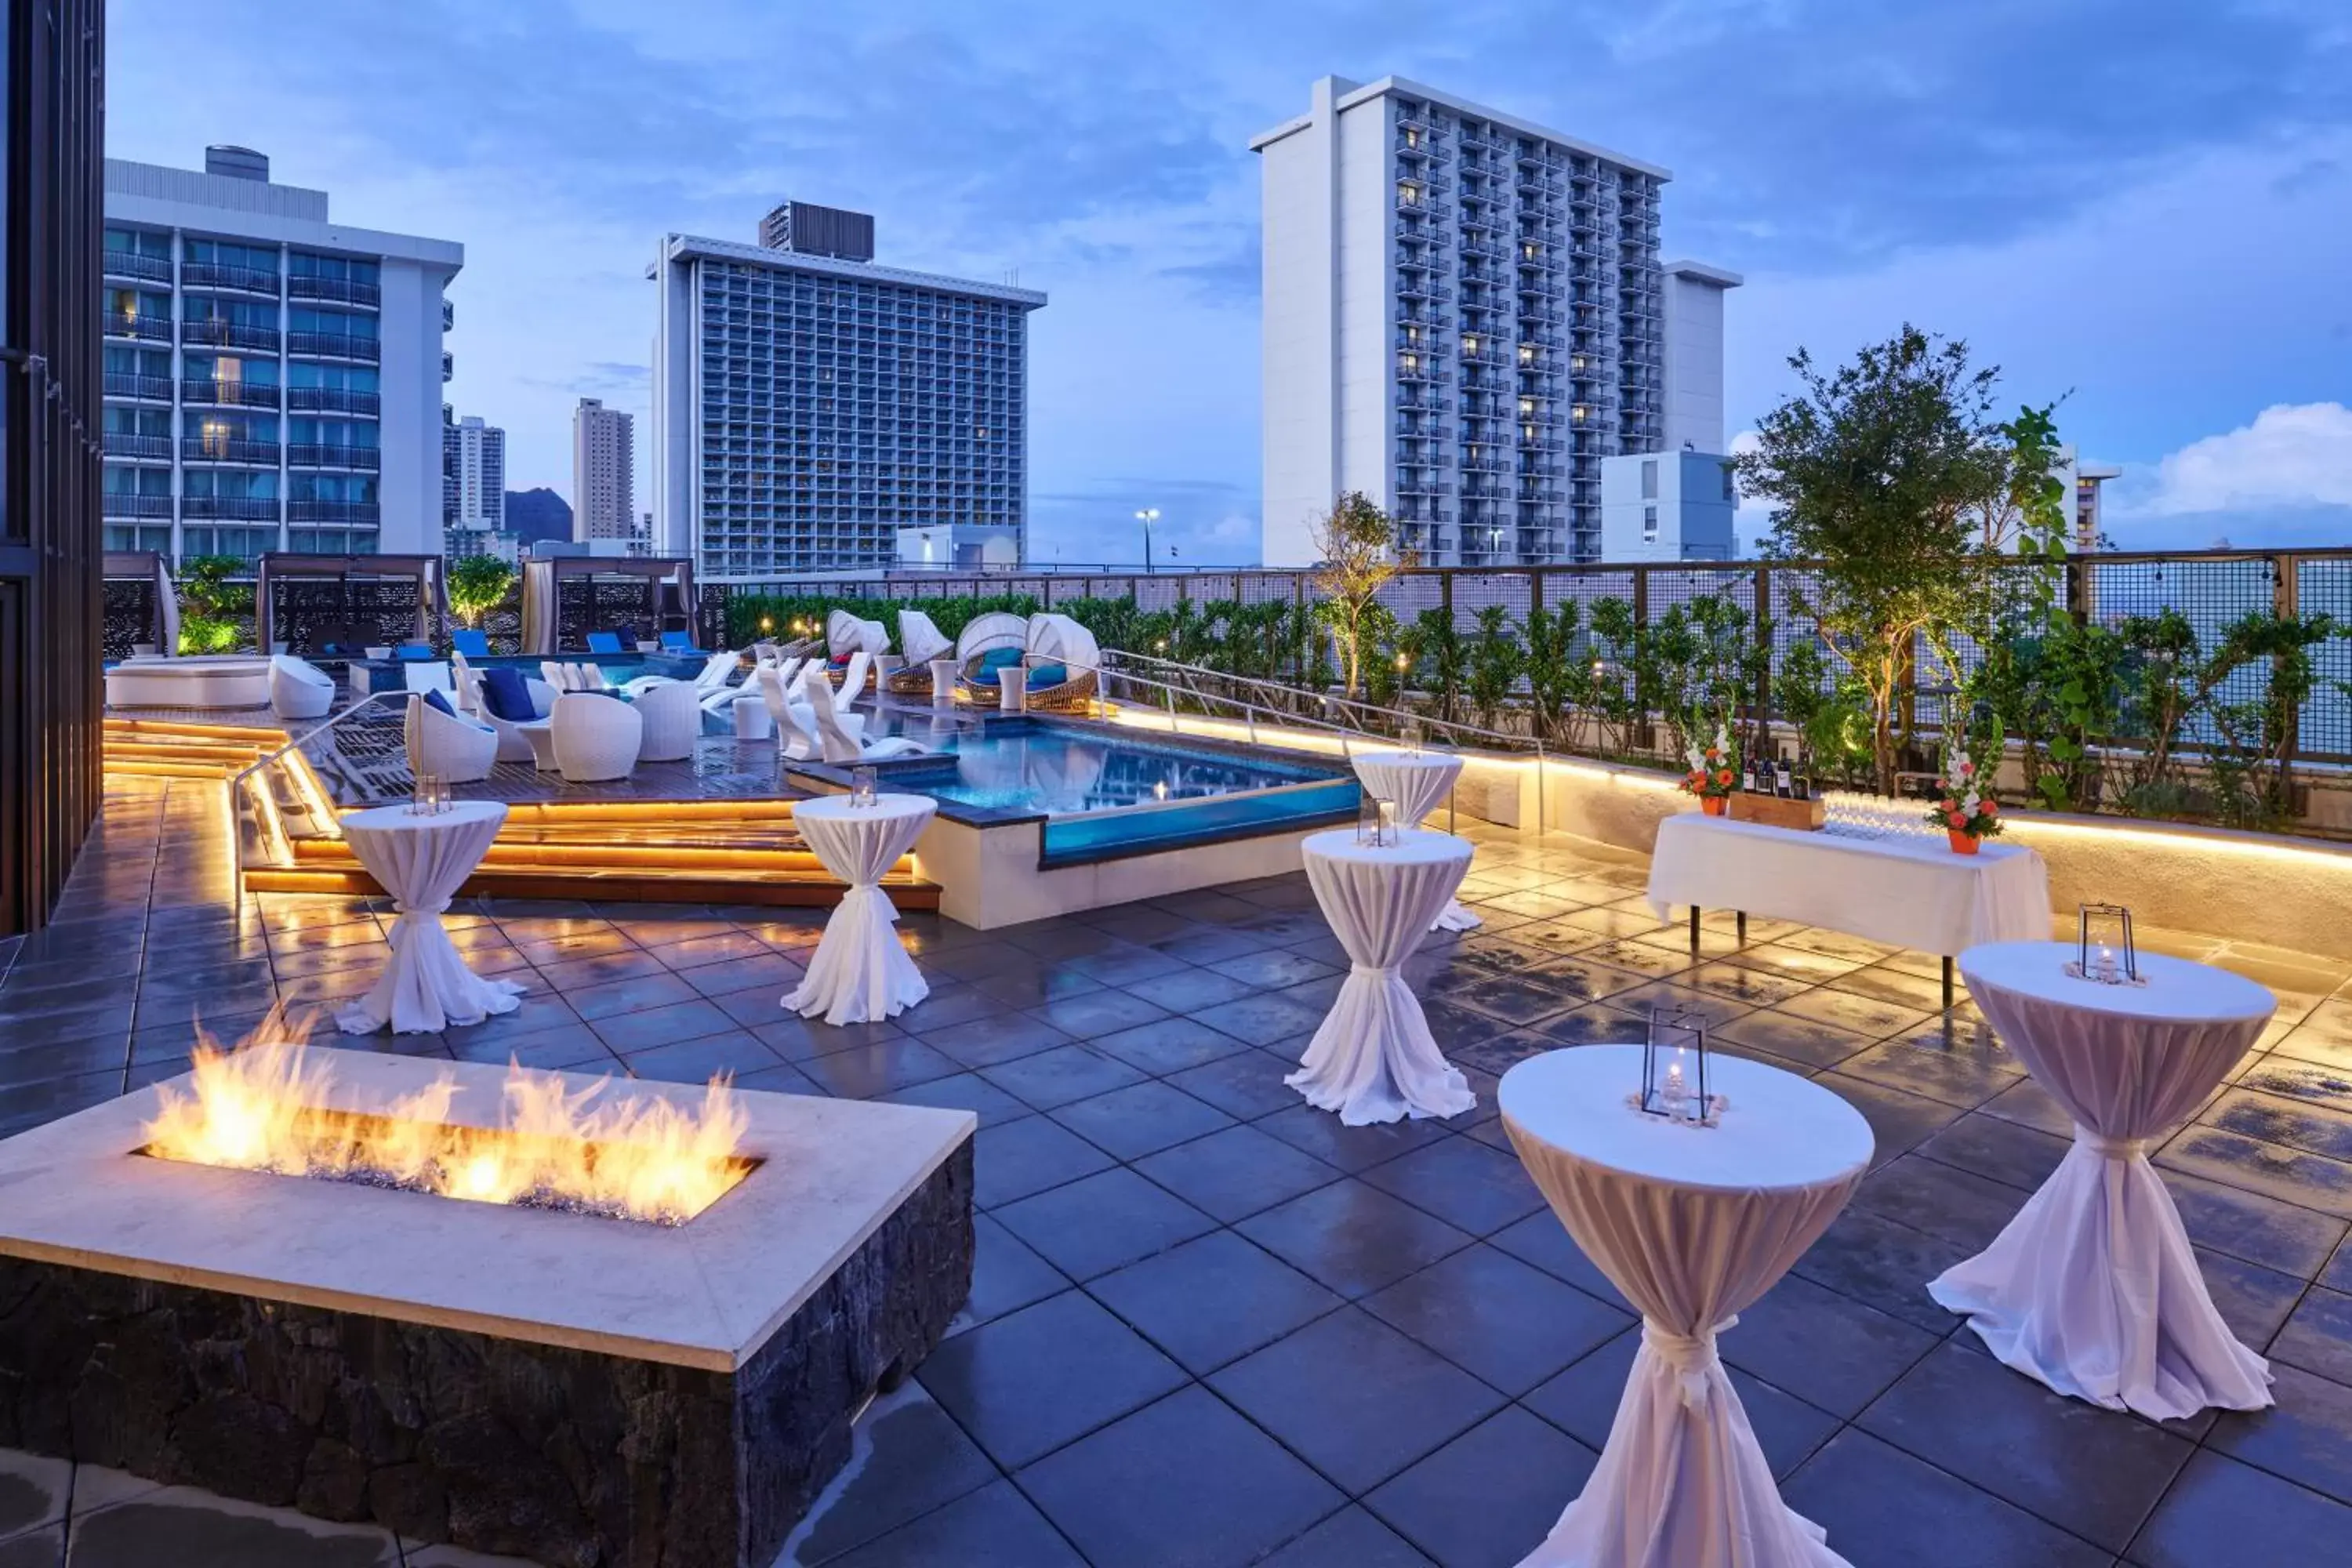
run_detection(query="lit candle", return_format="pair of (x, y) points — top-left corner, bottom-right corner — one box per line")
(2096, 943), (2117, 981)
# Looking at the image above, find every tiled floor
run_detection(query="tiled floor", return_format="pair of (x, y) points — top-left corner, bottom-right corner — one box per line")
(6, 775), (2352, 1566)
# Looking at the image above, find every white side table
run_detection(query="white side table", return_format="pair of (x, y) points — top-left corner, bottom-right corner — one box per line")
(732, 694), (773, 741)
(335, 801), (524, 1035)
(1501, 1046), (1872, 1568)
(785, 793), (938, 1025)
(1287, 828), (1475, 1124)
(1351, 749), (1479, 932)
(1931, 942), (2278, 1418)
(930, 659), (960, 703)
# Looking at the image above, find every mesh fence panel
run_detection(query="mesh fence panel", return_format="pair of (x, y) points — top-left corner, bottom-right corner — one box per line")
(2300, 557), (2352, 760)
(1449, 572), (1534, 633)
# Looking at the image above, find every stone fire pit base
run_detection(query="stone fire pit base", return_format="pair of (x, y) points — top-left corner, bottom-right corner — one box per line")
(0, 1052), (977, 1568)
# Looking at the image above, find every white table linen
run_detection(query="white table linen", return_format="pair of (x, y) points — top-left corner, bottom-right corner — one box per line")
(1929, 942), (2277, 1418)
(1352, 750), (1481, 932)
(1288, 829), (1475, 1124)
(334, 802), (524, 1036)
(1645, 813), (2050, 956)
(785, 793), (935, 1025)
(1501, 1047), (1873, 1568)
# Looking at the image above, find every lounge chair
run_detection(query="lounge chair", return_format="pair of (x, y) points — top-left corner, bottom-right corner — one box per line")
(267, 655), (335, 720)
(660, 630), (699, 654)
(586, 630), (626, 656)
(825, 608), (891, 659)
(396, 641), (436, 661)
(633, 679), (702, 764)
(759, 666), (819, 762)
(550, 691), (641, 782)
(401, 662), (456, 695)
(884, 610), (953, 695)
(953, 612), (1030, 702)
(828, 649), (874, 704)
(404, 693), (497, 785)
(805, 678), (924, 764)
(1022, 613), (1103, 712)
(451, 629), (491, 659)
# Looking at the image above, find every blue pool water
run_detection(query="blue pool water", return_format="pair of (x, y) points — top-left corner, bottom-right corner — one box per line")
(859, 718), (1361, 864)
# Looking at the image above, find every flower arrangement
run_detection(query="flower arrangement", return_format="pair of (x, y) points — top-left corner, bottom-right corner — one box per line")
(1928, 741), (2002, 850)
(1681, 720), (1739, 802)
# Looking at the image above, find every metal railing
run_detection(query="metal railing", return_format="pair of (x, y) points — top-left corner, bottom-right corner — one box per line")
(229, 690), (401, 898)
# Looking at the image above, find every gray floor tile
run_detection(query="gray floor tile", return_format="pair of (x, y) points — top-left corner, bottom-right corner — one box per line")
(2127, 1449), (2352, 1568)
(2207, 1360), (2352, 1507)
(1237, 1179), (1478, 1299)
(992, 1167), (1218, 1280)
(1780, 1429), (2112, 1568)
(814, 1479), (1084, 1568)
(916, 1291), (1187, 1469)
(1360, 1244), (1632, 1396)
(1363, 1406), (1594, 1568)
(1083, 1229), (1343, 1374)
(789, 1386), (999, 1566)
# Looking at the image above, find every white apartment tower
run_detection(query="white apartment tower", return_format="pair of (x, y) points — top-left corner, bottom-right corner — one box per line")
(100, 147), (462, 562)
(441, 409), (505, 556)
(572, 397), (634, 543)
(1255, 76), (1722, 567)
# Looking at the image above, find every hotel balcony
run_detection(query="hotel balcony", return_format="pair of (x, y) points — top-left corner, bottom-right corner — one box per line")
(288, 444), (381, 472)
(102, 433), (172, 461)
(103, 372), (174, 402)
(286, 386), (381, 416)
(181, 262), (281, 297)
(180, 495), (279, 521)
(182, 437), (282, 466)
(183, 379), (281, 409)
(105, 314), (172, 343)
(180, 320), (280, 353)
(100, 492), (172, 518)
(289, 499), (380, 524)
(288, 332), (381, 364)
(290, 274), (383, 309)
(101, 249), (172, 285)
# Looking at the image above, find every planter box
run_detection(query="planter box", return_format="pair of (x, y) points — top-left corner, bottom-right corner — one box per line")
(1731, 793), (1825, 831)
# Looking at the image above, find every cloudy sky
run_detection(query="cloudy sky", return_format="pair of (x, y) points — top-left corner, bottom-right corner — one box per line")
(107, 0), (2352, 562)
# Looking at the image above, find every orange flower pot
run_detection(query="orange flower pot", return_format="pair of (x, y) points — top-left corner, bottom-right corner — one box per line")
(1947, 829), (1980, 855)
(1702, 796), (1728, 817)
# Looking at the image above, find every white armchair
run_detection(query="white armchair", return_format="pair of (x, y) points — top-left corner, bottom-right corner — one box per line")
(633, 678), (702, 763)
(472, 677), (556, 764)
(268, 655), (335, 720)
(550, 692), (643, 782)
(404, 695), (498, 785)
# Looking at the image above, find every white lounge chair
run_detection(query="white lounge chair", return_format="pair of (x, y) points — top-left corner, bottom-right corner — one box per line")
(633, 678), (702, 764)
(471, 676), (556, 764)
(268, 655), (335, 720)
(831, 649), (873, 707)
(759, 666), (819, 762)
(826, 608), (891, 659)
(550, 691), (642, 782)
(401, 661), (456, 695)
(539, 660), (573, 693)
(579, 662), (611, 692)
(404, 694), (497, 784)
(806, 680), (924, 764)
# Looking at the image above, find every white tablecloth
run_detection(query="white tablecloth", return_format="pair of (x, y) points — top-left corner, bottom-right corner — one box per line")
(1287, 828), (1475, 1124)
(1645, 813), (2051, 956)
(785, 793), (935, 1025)
(1501, 1047), (1873, 1568)
(335, 801), (524, 1036)
(1929, 942), (2277, 1418)
(1352, 750), (1480, 933)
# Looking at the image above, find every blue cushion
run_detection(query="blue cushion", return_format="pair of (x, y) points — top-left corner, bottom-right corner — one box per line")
(1027, 663), (1068, 689)
(479, 666), (535, 722)
(979, 646), (1024, 670)
(451, 630), (490, 657)
(397, 642), (434, 660)
(660, 630), (692, 651)
(422, 688), (457, 718)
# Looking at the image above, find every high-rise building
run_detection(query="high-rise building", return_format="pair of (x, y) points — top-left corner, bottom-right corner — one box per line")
(441, 409), (506, 556)
(100, 146), (462, 564)
(1254, 76), (1730, 567)
(572, 397), (634, 543)
(651, 202), (1046, 580)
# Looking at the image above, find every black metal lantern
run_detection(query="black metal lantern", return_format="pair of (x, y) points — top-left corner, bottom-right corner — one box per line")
(1640, 1009), (1714, 1123)
(2073, 903), (2137, 984)
(1358, 793), (1397, 848)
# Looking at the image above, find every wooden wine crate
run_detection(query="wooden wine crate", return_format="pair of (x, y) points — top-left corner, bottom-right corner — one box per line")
(1730, 792), (1826, 831)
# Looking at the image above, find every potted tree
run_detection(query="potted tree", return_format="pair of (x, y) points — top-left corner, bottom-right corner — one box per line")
(446, 554), (516, 642)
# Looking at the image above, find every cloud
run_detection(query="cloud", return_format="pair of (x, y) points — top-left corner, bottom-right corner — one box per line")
(2122, 402), (2352, 516)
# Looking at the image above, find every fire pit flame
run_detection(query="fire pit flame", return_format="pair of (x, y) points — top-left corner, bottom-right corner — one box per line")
(143, 1038), (753, 1225)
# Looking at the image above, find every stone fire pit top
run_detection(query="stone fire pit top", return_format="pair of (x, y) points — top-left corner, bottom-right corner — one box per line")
(0, 1050), (975, 1371)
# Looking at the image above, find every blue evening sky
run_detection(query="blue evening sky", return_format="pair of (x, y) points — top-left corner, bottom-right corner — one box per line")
(106, 1), (2352, 563)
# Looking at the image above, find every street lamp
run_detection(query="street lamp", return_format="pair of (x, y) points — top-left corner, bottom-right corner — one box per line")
(1134, 508), (1160, 573)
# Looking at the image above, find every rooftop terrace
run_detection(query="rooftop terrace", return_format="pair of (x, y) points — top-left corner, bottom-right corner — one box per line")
(2, 766), (2349, 1566)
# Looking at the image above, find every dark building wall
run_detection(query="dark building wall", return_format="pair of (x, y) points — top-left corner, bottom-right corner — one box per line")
(0, 0), (105, 935)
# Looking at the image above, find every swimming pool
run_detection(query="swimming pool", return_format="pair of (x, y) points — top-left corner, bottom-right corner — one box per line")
(349, 651), (704, 693)
(844, 717), (1362, 865)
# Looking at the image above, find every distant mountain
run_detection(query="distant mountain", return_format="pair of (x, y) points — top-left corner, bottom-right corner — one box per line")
(504, 488), (573, 548)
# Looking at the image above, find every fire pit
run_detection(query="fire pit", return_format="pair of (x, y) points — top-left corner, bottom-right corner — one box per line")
(0, 1045), (976, 1568)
